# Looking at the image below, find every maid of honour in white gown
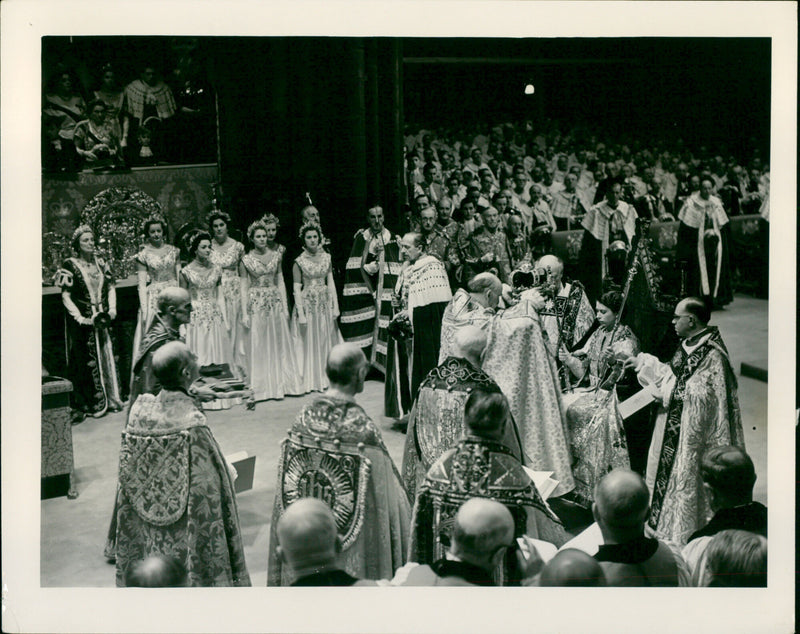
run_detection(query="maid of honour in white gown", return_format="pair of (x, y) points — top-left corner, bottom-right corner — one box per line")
(290, 221), (343, 393)
(239, 215), (303, 401)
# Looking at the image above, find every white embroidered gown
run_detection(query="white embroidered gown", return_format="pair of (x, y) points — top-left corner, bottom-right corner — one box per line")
(241, 247), (303, 400)
(290, 251), (343, 392)
(181, 262), (240, 410)
(130, 244), (180, 371)
(210, 238), (246, 376)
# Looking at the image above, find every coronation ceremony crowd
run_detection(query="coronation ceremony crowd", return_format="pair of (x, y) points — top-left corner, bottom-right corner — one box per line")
(54, 120), (768, 588)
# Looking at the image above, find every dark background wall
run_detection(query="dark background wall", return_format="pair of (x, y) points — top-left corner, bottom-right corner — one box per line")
(402, 37), (771, 157)
(208, 38), (405, 272)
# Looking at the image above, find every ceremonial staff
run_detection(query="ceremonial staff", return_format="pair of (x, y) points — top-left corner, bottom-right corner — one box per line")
(592, 230), (642, 394)
(553, 276), (582, 394)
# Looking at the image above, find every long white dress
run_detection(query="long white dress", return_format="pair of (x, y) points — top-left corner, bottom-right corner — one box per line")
(181, 262), (240, 410)
(241, 247), (303, 401)
(130, 244), (180, 372)
(290, 251), (343, 393)
(210, 238), (246, 376)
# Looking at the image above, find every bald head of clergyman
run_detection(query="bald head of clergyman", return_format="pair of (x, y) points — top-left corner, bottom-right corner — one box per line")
(538, 549), (607, 587)
(467, 272), (502, 309)
(450, 498), (515, 573)
(453, 325), (489, 368)
(325, 343), (369, 396)
(592, 469), (650, 543)
(276, 498), (341, 578)
(156, 287), (193, 329)
(152, 341), (198, 391)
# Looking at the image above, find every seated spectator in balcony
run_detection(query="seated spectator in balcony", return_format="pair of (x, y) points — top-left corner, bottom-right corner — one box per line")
(741, 167), (767, 215)
(92, 64), (127, 146)
(422, 146), (441, 173)
(414, 162), (444, 203)
(479, 168), (499, 200)
(440, 149), (458, 181)
(592, 161), (611, 203)
(553, 154), (569, 183)
(718, 166), (744, 217)
(461, 167), (477, 193)
(635, 180), (674, 222)
(166, 38), (217, 164)
(710, 156), (727, 191)
(123, 65), (177, 163)
(465, 184), (491, 213)
(530, 164), (544, 187)
(492, 191), (512, 220)
(511, 169), (531, 206)
(464, 146), (490, 176)
(43, 70), (86, 172)
(444, 173), (466, 209)
(436, 197), (459, 243)
(528, 183), (557, 234)
(406, 151), (423, 189)
(550, 173), (587, 231)
(542, 168), (564, 201)
(620, 163), (646, 203)
(74, 100), (124, 168)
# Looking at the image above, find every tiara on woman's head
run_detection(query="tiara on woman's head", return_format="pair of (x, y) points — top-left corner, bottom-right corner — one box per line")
(206, 209), (232, 226)
(246, 219), (268, 243)
(261, 213), (280, 228)
(298, 220), (324, 241)
(142, 214), (167, 233)
(71, 224), (93, 242)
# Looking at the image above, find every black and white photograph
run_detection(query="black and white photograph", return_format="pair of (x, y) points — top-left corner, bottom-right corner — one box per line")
(2, 1), (795, 633)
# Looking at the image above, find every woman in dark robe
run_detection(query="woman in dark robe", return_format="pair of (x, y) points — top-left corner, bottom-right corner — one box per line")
(55, 225), (123, 419)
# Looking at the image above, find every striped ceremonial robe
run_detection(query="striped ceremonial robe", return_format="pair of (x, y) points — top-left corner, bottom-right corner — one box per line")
(340, 227), (402, 374)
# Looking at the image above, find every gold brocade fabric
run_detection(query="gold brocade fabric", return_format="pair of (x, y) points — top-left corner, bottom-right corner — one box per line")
(401, 357), (521, 502)
(563, 325), (639, 507)
(409, 437), (568, 581)
(115, 391), (250, 587)
(646, 334), (744, 546)
(440, 290), (574, 496)
(267, 397), (411, 585)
